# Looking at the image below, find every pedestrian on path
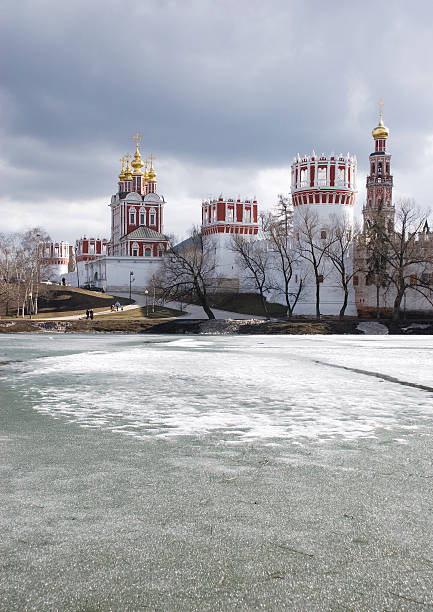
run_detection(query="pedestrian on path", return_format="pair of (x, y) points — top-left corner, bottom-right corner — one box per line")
(86, 309), (89, 320)
(89, 309), (94, 320)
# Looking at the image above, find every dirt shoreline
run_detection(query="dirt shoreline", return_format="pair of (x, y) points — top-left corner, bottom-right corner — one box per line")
(1, 317), (432, 335)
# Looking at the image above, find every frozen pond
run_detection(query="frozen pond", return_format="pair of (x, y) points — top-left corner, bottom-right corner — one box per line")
(1, 334), (433, 610)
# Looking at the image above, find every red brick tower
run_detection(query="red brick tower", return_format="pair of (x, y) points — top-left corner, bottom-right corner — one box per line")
(362, 100), (394, 233)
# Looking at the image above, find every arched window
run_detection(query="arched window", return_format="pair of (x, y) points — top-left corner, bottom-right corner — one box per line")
(149, 208), (156, 226)
(129, 208), (136, 225)
(158, 244), (164, 257)
(139, 207), (146, 226)
(244, 208), (251, 223)
(145, 247), (152, 257)
(132, 242), (139, 257)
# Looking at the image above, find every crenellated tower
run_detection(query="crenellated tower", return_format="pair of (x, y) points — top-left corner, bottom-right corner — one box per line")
(362, 100), (394, 233)
(201, 196), (259, 236)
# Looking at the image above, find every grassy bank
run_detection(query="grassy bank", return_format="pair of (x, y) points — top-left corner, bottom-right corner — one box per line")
(3, 316), (433, 335)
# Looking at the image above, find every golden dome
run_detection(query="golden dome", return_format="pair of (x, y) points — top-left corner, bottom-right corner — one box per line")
(372, 99), (389, 139)
(148, 154), (156, 181)
(144, 159), (149, 183)
(124, 154), (133, 181)
(131, 145), (144, 175)
(118, 157), (126, 181)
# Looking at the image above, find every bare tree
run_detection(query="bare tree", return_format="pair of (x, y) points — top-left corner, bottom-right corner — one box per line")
(365, 199), (433, 320)
(325, 215), (361, 319)
(294, 207), (333, 320)
(0, 232), (21, 316)
(158, 226), (217, 319)
(262, 212), (304, 318)
(0, 228), (51, 317)
(275, 194), (293, 238)
(231, 232), (271, 318)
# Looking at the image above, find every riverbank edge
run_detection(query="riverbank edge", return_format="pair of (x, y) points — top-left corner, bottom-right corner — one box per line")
(1, 317), (432, 335)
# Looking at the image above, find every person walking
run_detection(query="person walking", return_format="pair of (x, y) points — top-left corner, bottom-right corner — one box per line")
(86, 309), (90, 320)
(89, 309), (94, 320)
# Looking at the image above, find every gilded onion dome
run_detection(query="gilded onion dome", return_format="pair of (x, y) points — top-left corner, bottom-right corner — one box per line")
(118, 157), (126, 181)
(148, 155), (156, 181)
(144, 159), (149, 183)
(372, 99), (389, 139)
(131, 144), (144, 175)
(124, 155), (133, 181)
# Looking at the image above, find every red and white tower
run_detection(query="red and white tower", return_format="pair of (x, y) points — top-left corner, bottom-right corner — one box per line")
(41, 241), (70, 280)
(201, 196), (259, 236)
(109, 134), (169, 258)
(362, 100), (394, 233)
(291, 151), (357, 226)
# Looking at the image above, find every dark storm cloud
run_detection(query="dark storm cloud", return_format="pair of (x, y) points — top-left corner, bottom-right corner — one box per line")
(1, 0), (433, 207)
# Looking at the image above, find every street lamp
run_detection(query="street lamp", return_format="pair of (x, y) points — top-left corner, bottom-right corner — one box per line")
(144, 289), (149, 317)
(129, 270), (134, 300)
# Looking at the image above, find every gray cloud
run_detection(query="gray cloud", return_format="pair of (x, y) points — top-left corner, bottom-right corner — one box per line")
(1, 0), (433, 239)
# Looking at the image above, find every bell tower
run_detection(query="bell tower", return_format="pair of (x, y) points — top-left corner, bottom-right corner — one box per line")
(362, 99), (394, 233)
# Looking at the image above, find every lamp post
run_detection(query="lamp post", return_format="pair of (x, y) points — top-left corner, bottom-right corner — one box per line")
(34, 233), (41, 315)
(144, 289), (149, 317)
(129, 271), (134, 300)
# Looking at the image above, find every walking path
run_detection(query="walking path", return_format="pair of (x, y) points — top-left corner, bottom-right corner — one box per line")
(36, 291), (264, 321)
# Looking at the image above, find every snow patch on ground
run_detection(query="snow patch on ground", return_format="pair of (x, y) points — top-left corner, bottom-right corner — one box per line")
(357, 321), (389, 335)
(401, 323), (432, 332)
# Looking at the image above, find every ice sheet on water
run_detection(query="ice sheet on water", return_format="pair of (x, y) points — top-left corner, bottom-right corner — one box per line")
(8, 335), (433, 443)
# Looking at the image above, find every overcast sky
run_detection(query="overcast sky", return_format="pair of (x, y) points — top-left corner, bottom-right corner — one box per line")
(2, 0), (433, 243)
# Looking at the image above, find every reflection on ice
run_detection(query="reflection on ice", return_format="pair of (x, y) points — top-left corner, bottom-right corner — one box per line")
(8, 335), (433, 443)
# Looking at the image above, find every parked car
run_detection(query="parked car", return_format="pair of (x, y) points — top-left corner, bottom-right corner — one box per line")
(82, 284), (105, 292)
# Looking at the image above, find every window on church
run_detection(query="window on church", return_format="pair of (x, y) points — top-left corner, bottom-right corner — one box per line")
(130, 210), (136, 224)
(139, 212), (145, 225)
(227, 207), (234, 222)
(150, 212), (156, 225)
(132, 248), (138, 256)
(371, 163), (375, 174)
(244, 208), (251, 223)
(337, 168), (345, 184)
(378, 162), (382, 174)
(89, 244), (95, 254)
(145, 247), (151, 257)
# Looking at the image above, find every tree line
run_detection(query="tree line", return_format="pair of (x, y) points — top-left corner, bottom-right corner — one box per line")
(0, 228), (51, 317)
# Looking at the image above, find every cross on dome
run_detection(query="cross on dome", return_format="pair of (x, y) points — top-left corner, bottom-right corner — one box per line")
(132, 132), (142, 146)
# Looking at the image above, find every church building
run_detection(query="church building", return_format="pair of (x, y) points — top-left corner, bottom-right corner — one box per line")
(82, 134), (169, 292)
